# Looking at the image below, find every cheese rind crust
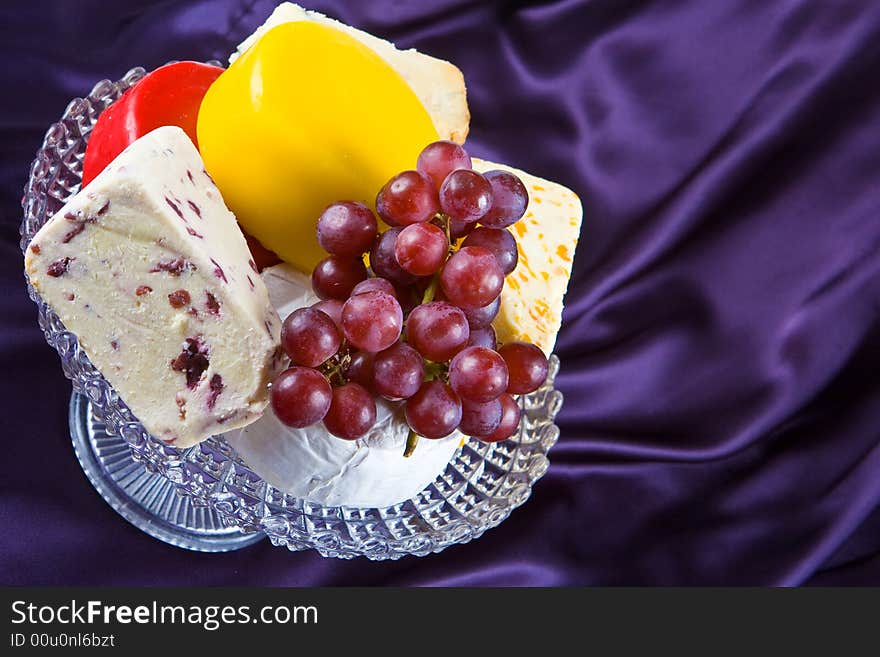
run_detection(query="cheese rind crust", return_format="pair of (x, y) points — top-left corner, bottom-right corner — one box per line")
(25, 126), (281, 447)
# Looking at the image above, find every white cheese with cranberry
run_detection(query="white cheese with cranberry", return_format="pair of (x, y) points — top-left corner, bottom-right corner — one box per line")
(225, 264), (463, 508)
(25, 126), (282, 447)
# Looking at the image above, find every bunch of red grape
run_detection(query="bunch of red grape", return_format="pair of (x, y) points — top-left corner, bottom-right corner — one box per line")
(269, 140), (549, 455)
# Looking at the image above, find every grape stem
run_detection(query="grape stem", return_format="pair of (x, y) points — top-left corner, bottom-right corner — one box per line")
(422, 275), (439, 304)
(424, 360), (446, 382)
(421, 211), (462, 306)
(404, 428), (420, 458)
(405, 213), (454, 459)
(442, 211), (452, 245)
(319, 347), (350, 387)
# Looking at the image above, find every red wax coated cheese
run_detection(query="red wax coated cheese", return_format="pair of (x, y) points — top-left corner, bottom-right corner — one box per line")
(82, 61), (223, 185)
(243, 231), (283, 272)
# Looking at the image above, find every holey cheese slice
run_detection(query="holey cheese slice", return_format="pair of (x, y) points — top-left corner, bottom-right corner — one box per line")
(25, 126), (282, 447)
(473, 159), (582, 355)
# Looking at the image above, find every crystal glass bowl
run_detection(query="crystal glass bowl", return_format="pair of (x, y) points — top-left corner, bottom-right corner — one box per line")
(20, 65), (563, 560)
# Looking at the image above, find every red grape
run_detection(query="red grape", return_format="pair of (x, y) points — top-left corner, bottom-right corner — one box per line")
(322, 382), (377, 440)
(449, 216), (475, 240)
(271, 367), (332, 428)
(405, 380), (462, 439)
(394, 283), (423, 316)
(316, 201), (378, 257)
(439, 169), (492, 223)
(417, 140), (472, 191)
(498, 342), (549, 394)
(311, 298), (344, 330)
(406, 301), (469, 362)
(345, 351), (375, 392)
(352, 277), (396, 298)
(479, 393), (521, 442)
(479, 170), (528, 228)
(463, 295), (501, 329)
(370, 227), (418, 286)
(281, 307), (342, 368)
(376, 170), (439, 226)
(394, 222), (449, 276)
(462, 227), (519, 275)
(459, 398), (502, 437)
(341, 291), (403, 352)
(448, 346), (509, 403)
(466, 325), (497, 350)
(439, 246), (504, 309)
(311, 255), (367, 300)
(372, 341), (424, 400)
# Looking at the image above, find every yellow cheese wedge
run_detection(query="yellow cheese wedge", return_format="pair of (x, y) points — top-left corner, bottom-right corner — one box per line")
(473, 159), (582, 356)
(198, 21), (440, 274)
(230, 2), (469, 144)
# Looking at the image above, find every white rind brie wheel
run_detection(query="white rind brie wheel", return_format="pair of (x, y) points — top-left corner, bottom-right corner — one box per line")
(225, 264), (463, 508)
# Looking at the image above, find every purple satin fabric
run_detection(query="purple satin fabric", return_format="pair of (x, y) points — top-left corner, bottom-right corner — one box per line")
(2, 0), (879, 585)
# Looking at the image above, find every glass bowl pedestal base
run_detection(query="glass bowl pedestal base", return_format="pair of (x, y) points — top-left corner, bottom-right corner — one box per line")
(70, 392), (265, 552)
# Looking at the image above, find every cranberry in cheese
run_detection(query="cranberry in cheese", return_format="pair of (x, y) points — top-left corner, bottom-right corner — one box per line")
(25, 126), (282, 447)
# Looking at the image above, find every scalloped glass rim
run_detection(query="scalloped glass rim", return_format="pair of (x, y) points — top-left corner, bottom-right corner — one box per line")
(19, 65), (564, 560)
